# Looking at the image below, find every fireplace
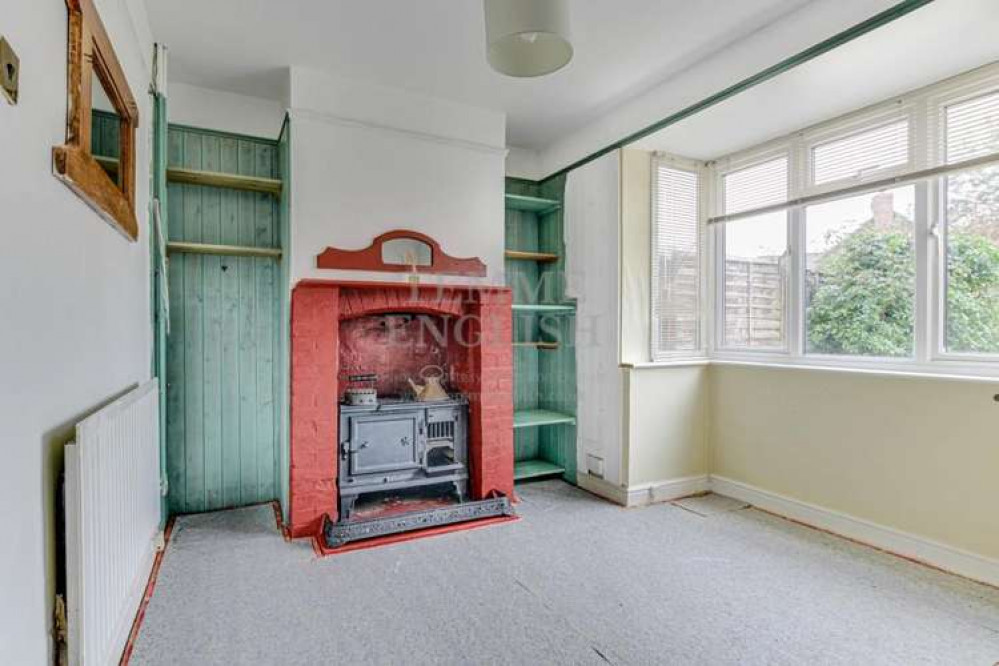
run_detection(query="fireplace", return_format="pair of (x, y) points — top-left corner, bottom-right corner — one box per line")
(289, 280), (515, 543)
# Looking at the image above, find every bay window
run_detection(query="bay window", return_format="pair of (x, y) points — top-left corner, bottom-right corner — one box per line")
(652, 64), (999, 374)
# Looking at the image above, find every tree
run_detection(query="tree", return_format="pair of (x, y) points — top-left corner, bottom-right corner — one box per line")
(807, 227), (915, 356)
(806, 186), (999, 356)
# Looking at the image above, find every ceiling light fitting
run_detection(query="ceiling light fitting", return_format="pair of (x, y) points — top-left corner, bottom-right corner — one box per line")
(484, 0), (573, 78)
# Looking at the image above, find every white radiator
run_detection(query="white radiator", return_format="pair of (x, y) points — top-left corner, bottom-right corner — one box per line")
(65, 380), (162, 666)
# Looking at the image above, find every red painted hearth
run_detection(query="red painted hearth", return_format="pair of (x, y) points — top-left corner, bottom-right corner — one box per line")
(288, 280), (514, 538)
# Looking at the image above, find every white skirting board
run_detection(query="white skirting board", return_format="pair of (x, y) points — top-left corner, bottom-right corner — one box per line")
(576, 473), (709, 507)
(709, 475), (999, 589)
(576, 472), (999, 587)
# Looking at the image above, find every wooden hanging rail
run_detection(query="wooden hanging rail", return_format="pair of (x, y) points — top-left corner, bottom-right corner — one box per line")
(505, 250), (559, 262)
(166, 241), (282, 259)
(166, 167), (283, 196)
(513, 341), (559, 350)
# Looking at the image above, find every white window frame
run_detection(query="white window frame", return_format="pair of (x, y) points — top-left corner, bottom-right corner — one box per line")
(800, 102), (916, 196)
(712, 145), (793, 357)
(927, 68), (999, 367)
(693, 61), (999, 378)
(650, 153), (708, 361)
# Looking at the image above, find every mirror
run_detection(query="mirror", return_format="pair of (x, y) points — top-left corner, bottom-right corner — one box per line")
(53, 0), (140, 241)
(91, 74), (122, 187)
(381, 238), (433, 267)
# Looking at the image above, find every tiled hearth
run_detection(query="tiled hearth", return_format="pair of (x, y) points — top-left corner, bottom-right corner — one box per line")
(288, 280), (514, 538)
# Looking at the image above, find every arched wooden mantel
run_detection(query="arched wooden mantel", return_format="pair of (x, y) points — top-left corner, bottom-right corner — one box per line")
(316, 230), (487, 277)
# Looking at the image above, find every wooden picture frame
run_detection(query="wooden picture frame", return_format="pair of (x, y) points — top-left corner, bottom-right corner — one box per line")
(53, 0), (140, 241)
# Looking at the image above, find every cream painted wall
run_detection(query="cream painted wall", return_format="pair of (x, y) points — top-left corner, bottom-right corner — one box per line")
(710, 364), (999, 561)
(0, 1), (153, 663)
(286, 67), (507, 287)
(619, 149), (651, 365)
(624, 366), (708, 486)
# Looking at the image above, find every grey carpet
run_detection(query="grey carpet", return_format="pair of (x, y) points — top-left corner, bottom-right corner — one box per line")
(671, 493), (749, 517)
(129, 483), (999, 666)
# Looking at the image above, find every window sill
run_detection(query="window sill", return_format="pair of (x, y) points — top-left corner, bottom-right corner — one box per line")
(620, 359), (710, 370)
(709, 357), (999, 384)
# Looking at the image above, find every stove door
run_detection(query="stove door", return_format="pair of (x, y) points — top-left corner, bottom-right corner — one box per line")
(347, 412), (423, 476)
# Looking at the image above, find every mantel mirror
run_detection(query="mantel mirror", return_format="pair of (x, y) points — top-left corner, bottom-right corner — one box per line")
(53, 0), (140, 240)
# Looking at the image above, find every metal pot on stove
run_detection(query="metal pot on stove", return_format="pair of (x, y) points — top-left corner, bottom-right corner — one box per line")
(345, 373), (378, 406)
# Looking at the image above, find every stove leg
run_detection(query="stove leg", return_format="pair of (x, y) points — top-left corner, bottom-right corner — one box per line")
(453, 481), (467, 504)
(340, 495), (358, 522)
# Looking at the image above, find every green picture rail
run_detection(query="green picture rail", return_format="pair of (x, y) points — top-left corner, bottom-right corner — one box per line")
(514, 409), (576, 429)
(504, 193), (561, 214)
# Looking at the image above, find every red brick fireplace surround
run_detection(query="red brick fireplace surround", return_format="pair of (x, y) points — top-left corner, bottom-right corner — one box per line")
(289, 280), (514, 538)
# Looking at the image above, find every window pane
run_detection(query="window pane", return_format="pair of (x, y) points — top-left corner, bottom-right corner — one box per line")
(723, 212), (787, 349)
(812, 120), (909, 186)
(653, 165), (700, 355)
(944, 165), (999, 354)
(805, 186), (916, 357)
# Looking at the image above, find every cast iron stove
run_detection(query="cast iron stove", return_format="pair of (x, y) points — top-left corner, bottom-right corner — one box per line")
(326, 395), (513, 548)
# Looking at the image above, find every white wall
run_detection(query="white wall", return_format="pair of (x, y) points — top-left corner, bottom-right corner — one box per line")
(505, 146), (542, 181)
(564, 152), (623, 484)
(167, 81), (285, 139)
(0, 0), (153, 663)
(287, 67), (507, 287)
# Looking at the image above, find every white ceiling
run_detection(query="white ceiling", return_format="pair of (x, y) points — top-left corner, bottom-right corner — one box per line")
(634, 0), (999, 160)
(145, 0), (816, 149)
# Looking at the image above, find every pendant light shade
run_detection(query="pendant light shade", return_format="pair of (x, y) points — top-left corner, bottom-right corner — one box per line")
(484, 0), (573, 78)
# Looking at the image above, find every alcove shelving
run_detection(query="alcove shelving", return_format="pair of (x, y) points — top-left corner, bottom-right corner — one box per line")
(504, 177), (577, 483)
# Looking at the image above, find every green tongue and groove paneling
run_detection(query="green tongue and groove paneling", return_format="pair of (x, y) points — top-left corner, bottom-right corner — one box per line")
(505, 176), (578, 483)
(165, 126), (282, 514)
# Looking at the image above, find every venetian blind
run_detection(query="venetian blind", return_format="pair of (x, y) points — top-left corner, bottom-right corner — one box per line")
(723, 156), (789, 215)
(812, 119), (910, 185)
(652, 161), (701, 356)
(945, 90), (999, 163)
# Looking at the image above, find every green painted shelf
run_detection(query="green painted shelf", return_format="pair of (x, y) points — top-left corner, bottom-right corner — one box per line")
(514, 409), (576, 429)
(514, 458), (567, 481)
(505, 193), (562, 214)
(512, 303), (576, 314)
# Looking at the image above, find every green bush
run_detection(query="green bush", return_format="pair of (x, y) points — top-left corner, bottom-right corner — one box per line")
(807, 228), (915, 356)
(807, 226), (999, 356)
(946, 232), (999, 352)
